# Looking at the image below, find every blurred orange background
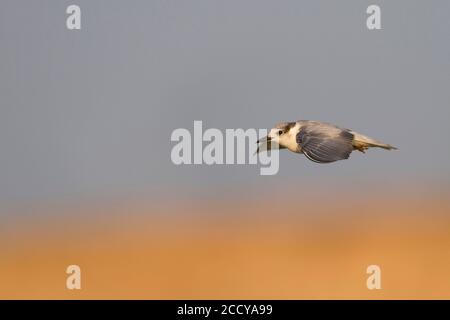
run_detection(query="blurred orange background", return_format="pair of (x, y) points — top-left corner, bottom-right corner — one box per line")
(1, 185), (450, 299)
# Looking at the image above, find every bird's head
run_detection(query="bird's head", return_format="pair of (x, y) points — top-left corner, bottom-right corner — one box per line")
(257, 121), (298, 153)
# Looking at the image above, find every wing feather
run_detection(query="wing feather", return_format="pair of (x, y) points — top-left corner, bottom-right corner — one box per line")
(296, 122), (354, 163)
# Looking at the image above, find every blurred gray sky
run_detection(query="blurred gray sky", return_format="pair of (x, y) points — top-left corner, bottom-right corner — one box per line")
(1, 0), (449, 205)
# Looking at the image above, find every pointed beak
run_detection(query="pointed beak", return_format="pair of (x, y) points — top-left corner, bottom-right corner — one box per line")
(256, 135), (272, 154)
(257, 136), (271, 144)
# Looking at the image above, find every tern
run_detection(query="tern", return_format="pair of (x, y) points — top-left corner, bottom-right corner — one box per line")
(257, 120), (397, 163)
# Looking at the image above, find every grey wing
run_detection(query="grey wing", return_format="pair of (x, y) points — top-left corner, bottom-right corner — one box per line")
(296, 122), (354, 163)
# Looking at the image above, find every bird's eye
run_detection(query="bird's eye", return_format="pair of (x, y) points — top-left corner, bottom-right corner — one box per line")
(278, 130), (283, 135)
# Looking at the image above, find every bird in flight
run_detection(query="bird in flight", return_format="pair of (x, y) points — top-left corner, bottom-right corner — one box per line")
(257, 120), (397, 163)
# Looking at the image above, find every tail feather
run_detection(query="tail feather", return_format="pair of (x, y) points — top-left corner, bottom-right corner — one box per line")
(365, 142), (397, 150)
(350, 131), (397, 151)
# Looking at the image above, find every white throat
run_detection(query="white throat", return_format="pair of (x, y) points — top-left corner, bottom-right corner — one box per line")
(279, 123), (301, 153)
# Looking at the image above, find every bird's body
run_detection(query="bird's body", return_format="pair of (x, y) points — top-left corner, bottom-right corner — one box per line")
(257, 120), (396, 163)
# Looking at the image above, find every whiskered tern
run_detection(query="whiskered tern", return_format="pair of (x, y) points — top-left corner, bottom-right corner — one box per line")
(257, 120), (397, 163)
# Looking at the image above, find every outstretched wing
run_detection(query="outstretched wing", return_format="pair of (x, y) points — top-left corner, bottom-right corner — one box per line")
(296, 122), (354, 163)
